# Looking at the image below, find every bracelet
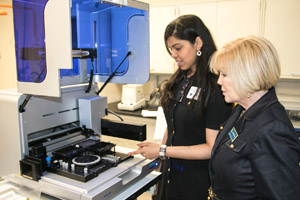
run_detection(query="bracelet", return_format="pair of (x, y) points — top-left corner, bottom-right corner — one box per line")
(159, 145), (167, 160)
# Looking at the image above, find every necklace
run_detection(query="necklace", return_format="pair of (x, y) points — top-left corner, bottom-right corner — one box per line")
(177, 77), (190, 103)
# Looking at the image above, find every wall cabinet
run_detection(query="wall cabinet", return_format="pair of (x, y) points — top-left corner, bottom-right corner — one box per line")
(179, 0), (261, 49)
(215, 0), (261, 48)
(264, 0), (300, 79)
(179, 2), (217, 45)
(149, 0), (261, 73)
(149, 5), (176, 74)
(149, 0), (300, 79)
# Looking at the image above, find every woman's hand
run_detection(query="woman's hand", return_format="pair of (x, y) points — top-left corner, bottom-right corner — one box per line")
(127, 142), (161, 160)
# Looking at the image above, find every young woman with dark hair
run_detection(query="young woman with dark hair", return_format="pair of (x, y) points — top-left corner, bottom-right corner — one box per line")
(129, 15), (232, 200)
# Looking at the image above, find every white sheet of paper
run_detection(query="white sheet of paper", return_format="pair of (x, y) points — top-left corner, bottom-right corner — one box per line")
(153, 106), (167, 142)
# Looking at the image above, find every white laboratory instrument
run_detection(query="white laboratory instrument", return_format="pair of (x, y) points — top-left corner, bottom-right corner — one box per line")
(118, 84), (146, 111)
(0, 0), (160, 199)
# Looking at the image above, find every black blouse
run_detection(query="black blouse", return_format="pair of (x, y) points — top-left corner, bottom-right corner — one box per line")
(159, 74), (232, 200)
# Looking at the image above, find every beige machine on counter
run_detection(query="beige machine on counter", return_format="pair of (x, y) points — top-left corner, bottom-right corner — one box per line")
(118, 84), (146, 111)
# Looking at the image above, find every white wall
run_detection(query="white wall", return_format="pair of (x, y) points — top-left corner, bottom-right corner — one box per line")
(0, 0), (16, 89)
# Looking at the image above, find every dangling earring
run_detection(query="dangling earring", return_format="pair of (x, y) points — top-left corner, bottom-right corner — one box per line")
(197, 50), (202, 57)
(247, 93), (252, 98)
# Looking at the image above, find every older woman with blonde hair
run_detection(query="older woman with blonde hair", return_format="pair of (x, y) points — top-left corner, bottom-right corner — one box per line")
(208, 35), (300, 200)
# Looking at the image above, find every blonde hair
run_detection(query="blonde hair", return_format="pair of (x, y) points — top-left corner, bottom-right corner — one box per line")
(210, 36), (280, 98)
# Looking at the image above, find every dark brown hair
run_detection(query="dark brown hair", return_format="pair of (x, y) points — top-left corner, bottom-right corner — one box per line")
(160, 15), (217, 117)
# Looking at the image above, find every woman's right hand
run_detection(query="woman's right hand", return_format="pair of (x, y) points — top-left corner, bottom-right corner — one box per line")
(127, 142), (161, 160)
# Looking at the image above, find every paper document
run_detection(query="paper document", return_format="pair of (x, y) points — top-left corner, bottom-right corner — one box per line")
(153, 106), (167, 142)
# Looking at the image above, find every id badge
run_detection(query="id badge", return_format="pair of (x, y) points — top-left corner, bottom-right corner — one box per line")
(187, 86), (200, 100)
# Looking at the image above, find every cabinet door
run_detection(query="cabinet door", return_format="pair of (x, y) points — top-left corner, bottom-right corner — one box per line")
(264, 0), (300, 79)
(179, 2), (217, 46)
(216, 0), (261, 49)
(149, 6), (176, 74)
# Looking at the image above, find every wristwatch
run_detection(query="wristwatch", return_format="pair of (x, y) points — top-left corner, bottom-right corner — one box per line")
(159, 145), (167, 160)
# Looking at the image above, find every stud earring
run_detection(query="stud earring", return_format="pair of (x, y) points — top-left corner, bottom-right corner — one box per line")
(197, 50), (202, 57)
